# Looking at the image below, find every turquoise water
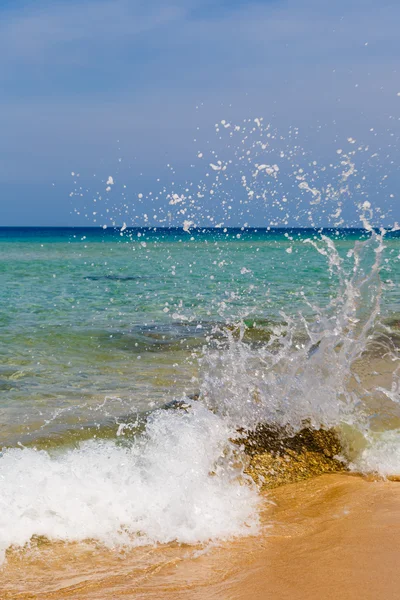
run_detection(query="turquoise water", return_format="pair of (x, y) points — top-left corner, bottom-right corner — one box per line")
(1, 226), (399, 448)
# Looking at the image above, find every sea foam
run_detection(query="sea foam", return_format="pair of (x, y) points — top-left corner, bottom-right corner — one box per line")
(350, 429), (400, 478)
(0, 404), (259, 564)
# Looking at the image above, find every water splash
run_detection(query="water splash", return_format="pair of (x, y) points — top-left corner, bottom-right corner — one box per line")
(198, 223), (400, 479)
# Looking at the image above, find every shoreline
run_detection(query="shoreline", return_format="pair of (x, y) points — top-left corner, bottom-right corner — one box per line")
(2, 473), (399, 599)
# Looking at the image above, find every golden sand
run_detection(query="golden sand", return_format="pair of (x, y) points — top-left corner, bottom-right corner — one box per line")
(2, 473), (399, 600)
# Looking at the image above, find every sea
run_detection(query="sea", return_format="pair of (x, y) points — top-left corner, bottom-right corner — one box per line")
(0, 225), (399, 591)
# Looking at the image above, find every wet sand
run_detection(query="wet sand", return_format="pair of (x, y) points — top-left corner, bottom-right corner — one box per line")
(1, 473), (399, 600)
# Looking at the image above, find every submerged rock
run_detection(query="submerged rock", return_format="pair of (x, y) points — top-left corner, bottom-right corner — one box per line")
(236, 424), (346, 489)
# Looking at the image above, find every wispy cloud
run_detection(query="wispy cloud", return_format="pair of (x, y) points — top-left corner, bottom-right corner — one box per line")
(0, 0), (193, 68)
(2, 0), (399, 84)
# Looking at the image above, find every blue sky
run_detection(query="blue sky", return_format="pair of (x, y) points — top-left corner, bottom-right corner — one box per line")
(1, 0), (400, 226)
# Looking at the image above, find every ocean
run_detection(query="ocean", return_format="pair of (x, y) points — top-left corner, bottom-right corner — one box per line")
(1, 226), (399, 597)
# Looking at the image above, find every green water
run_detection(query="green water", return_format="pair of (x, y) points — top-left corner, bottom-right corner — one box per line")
(1, 227), (399, 448)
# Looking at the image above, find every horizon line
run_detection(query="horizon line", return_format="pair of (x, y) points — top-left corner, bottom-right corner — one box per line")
(0, 225), (386, 231)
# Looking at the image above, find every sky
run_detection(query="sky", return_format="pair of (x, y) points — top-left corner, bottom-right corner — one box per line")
(1, 0), (400, 227)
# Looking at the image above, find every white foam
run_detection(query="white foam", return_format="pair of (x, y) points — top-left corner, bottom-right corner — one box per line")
(0, 404), (259, 564)
(350, 430), (400, 478)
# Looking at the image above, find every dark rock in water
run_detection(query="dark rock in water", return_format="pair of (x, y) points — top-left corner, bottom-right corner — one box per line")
(84, 275), (141, 282)
(239, 423), (342, 457)
(235, 423), (346, 489)
(116, 395), (198, 426)
(307, 339), (321, 358)
(161, 398), (193, 412)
